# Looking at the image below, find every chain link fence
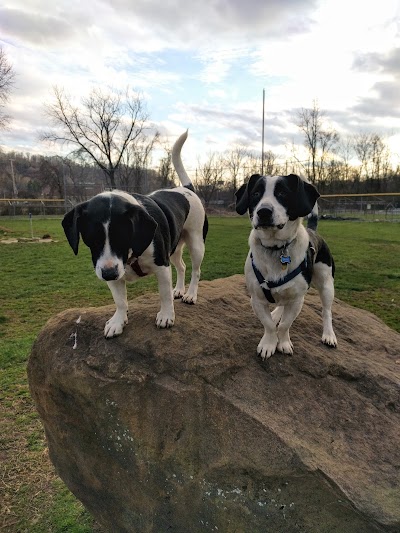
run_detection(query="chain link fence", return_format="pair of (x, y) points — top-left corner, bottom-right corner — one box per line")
(318, 194), (400, 222)
(0, 193), (399, 221)
(0, 198), (72, 217)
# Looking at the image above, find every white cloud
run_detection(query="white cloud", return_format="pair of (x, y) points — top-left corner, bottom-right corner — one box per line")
(0, 0), (399, 169)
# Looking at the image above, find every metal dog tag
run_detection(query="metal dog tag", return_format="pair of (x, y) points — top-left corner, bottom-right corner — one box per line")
(280, 251), (291, 270)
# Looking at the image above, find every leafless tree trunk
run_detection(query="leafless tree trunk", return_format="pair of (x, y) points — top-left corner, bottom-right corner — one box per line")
(225, 147), (247, 199)
(118, 132), (159, 193)
(63, 157), (97, 201)
(263, 149), (280, 175)
(158, 142), (176, 189)
(0, 47), (15, 130)
(287, 142), (307, 176)
(245, 150), (280, 178)
(243, 153), (264, 179)
(41, 86), (155, 189)
(317, 128), (340, 182)
(296, 100), (322, 182)
(338, 136), (353, 181)
(370, 133), (390, 183)
(39, 157), (64, 198)
(194, 153), (225, 207)
(295, 100), (340, 185)
(353, 132), (373, 180)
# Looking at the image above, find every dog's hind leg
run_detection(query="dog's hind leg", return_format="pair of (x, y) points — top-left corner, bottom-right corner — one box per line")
(277, 297), (304, 354)
(105, 279), (128, 338)
(181, 232), (205, 304)
(312, 263), (337, 347)
(170, 240), (186, 299)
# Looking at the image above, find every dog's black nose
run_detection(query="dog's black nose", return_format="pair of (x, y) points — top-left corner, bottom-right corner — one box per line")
(101, 266), (119, 281)
(256, 206), (273, 226)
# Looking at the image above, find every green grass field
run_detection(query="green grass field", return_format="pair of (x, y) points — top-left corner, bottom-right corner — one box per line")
(1, 216), (399, 532)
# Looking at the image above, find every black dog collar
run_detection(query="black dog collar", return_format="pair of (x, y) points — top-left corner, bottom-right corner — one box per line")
(127, 257), (147, 277)
(258, 238), (294, 252)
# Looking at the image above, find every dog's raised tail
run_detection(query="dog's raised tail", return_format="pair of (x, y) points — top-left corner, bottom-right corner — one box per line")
(307, 202), (319, 231)
(172, 130), (194, 191)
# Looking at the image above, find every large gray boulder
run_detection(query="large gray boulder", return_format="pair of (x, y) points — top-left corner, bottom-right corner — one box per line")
(28, 275), (400, 532)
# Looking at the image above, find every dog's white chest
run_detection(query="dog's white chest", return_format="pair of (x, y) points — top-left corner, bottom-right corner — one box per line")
(271, 281), (308, 303)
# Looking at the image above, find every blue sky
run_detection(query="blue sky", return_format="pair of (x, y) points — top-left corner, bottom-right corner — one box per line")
(1, 0), (400, 172)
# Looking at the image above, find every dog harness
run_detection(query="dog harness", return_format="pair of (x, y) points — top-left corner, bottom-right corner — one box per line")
(251, 247), (312, 304)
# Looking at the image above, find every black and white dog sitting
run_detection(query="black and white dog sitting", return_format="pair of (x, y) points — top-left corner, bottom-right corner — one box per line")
(235, 173), (337, 359)
(62, 131), (208, 338)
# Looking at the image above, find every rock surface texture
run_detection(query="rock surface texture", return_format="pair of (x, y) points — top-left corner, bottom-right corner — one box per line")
(28, 275), (400, 533)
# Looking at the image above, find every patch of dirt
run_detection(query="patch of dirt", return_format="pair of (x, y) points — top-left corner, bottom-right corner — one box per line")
(0, 225), (15, 233)
(0, 237), (57, 244)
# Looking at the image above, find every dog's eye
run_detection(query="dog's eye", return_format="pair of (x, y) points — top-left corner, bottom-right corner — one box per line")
(252, 191), (261, 199)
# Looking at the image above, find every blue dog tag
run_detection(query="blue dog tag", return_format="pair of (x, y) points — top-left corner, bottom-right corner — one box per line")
(280, 252), (291, 269)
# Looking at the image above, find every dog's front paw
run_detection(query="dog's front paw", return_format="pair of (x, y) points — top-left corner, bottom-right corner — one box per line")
(322, 331), (337, 347)
(181, 292), (197, 305)
(257, 334), (278, 360)
(156, 311), (175, 329)
(104, 313), (128, 338)
(277, 330), (293, 354)
(277, 339), (294, 355)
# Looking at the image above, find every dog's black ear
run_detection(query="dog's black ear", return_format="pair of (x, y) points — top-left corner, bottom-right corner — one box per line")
(235, 183), (248, 215)
(128, 205), (158, 257)
(62, 202), (88, 255)
(285, 174), (320, 219)
(235, 174), (262, 215)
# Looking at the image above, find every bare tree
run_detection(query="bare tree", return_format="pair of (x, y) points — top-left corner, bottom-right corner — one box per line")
(353, 132), (373, 180)
(263, 149), (280, 175)
(352, 132), (391, 182)
(157, 141), (176, 189)
(317, 128), (340, 182)
(41, 86), (154, 189)
(296, 100), (321, 182)
(224, 146), (247, 199)
(245, 153), (263, 177)
(244, 150), (280, 178)
(285, 142), (305, 176)
(337, 136), (354, 181)
(39, 157), (64, 197)
(370, 133), (391, 182)
(0, 47), (15, 130)
(295, 100), (340, 184)
(118, 132), (159, 193)
(61, 156), (109, 201)
(194, 153), (225, 207)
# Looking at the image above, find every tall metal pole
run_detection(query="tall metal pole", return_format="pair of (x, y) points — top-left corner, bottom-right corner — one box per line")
(261, 89), (265, 175)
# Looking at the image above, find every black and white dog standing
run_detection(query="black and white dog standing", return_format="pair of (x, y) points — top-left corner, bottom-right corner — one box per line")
(62, 131), (208, 338)
(236, 173), (337, 359)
